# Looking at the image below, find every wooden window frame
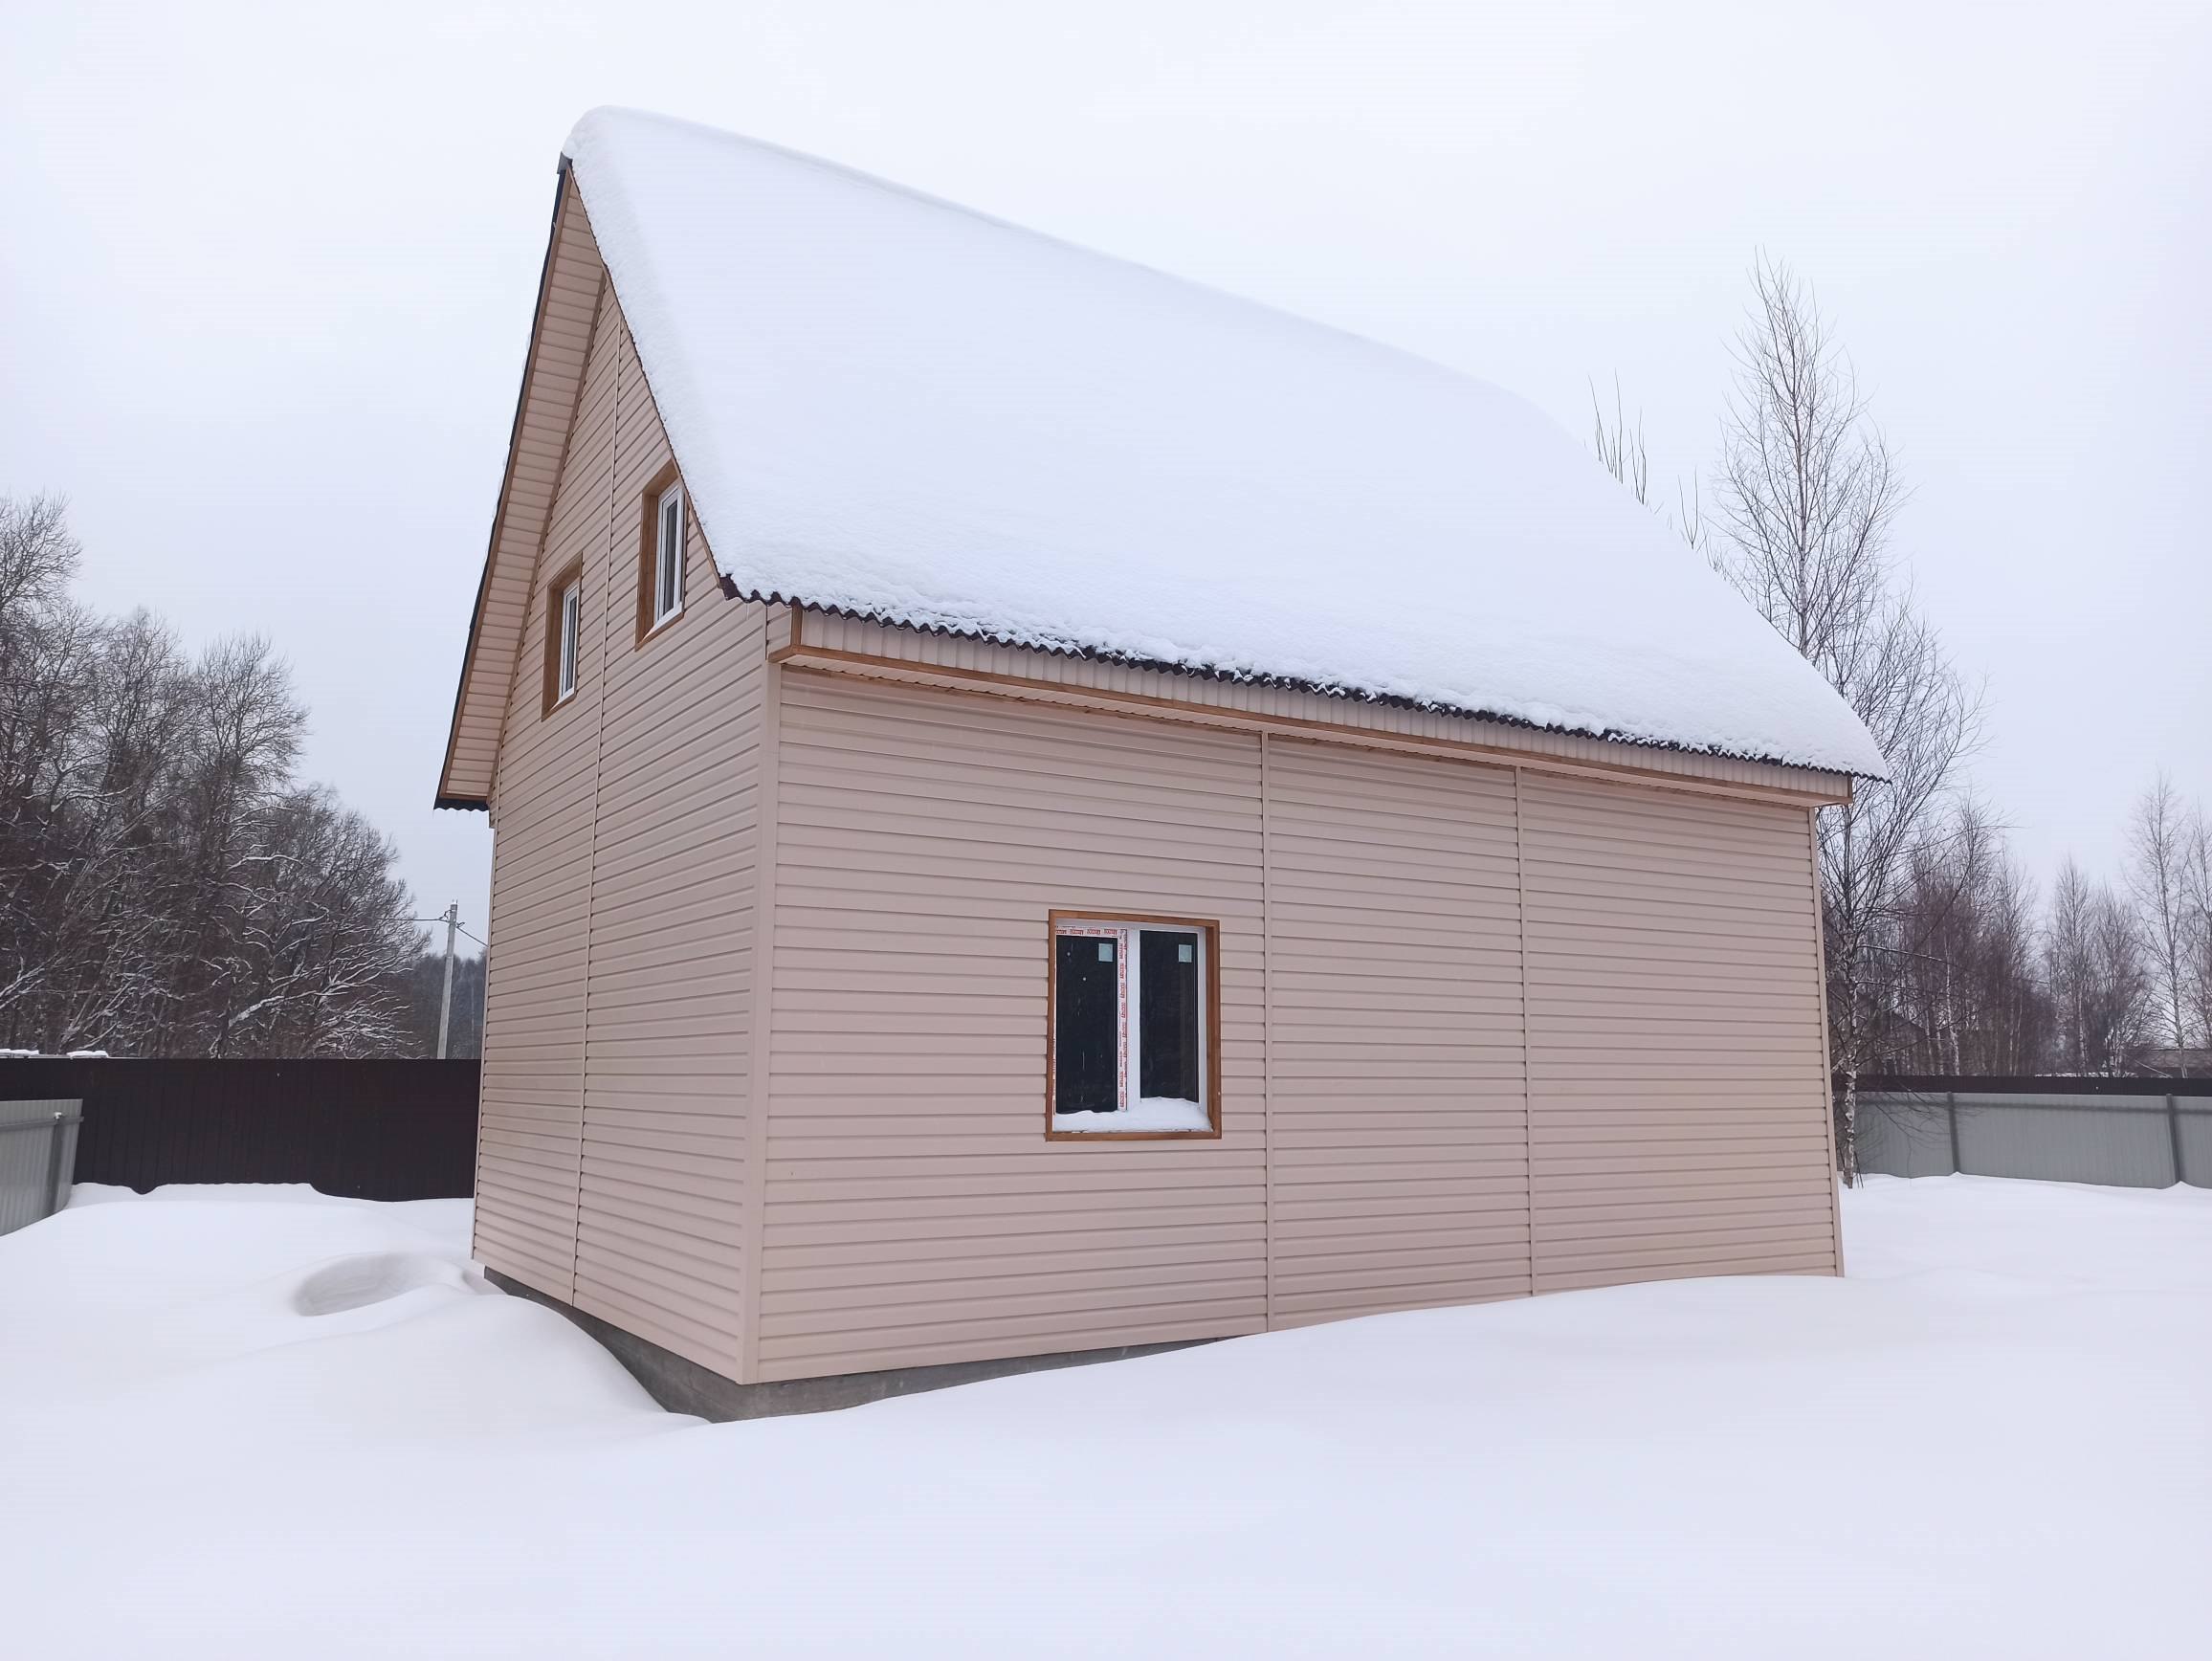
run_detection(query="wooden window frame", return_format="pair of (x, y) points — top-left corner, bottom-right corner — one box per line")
(1044, 909), (1222, 1141)
(635, 462), (687, 646)
(540, 556), (586, 719)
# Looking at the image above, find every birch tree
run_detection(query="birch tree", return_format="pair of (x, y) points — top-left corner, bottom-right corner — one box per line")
(1873, 798), (2047, 1075)
(2183, 811), (2212, 1059)
(2127, 775), (2197, 1073)
(2046, 858), (2150, 1074)
(1707, 259), (1980, 1179)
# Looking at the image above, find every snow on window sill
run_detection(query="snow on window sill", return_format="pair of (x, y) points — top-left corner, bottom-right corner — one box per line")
(1051, 1097), (1213, 1135)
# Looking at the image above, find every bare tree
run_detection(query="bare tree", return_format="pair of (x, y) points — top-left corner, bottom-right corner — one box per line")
(2088, 882), (2152, 1071)
(207, 787), (419, 1057)
(0, 496), (77, 624)
(1872, 797), (2047, 1075)
(2046, 857), (2151, 1074)
(2183, 809), (2212, 1059)
(0, 495), (419, 1056)
(2128, 775), (2196, 1074)
(1707, 258), (1980, 1179)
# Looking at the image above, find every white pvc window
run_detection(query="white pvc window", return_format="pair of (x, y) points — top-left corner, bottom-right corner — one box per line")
(1050, 918), (1212, 1134)
(652, 481), (685, 627)
(555, 580), (582, 701)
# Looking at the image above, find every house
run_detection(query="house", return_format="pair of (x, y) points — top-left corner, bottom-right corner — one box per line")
(436, 109), (1887, 1417)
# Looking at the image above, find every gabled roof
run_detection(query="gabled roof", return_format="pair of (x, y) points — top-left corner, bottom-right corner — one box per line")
(441, 108), (1887, 805)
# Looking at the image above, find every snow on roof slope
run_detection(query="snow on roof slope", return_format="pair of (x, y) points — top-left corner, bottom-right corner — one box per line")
(563, 109), (1889, 778)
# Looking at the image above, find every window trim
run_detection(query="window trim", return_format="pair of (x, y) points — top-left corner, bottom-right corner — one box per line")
(635, 462), (688, 646)
(539, 556), (586, 718)
(1044, 909), (1222, 1141)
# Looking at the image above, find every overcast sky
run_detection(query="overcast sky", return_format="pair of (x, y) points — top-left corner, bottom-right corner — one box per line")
(5, 0), (2206, 944)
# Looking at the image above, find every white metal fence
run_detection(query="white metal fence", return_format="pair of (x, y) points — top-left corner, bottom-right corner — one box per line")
(0, 1098), (80, 1236)
(1856, 1084), (2210, 1188)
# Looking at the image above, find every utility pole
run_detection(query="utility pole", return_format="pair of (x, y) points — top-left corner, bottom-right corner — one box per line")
(436, 901), (459, 1060)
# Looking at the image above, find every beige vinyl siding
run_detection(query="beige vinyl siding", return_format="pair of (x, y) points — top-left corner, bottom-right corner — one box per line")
(473, 277), (764, 1375)
(749, 673), (1837, 1378)
(758, 675), (1269, 1381)
(795, 610), (1851, 804)
(472, 264), (620, 1297)
(1521, 773), (1841, 1290)
(441, 172), (606, 805)
(1265, 738), (1532, 1325)
(568, 315), (764, 1378)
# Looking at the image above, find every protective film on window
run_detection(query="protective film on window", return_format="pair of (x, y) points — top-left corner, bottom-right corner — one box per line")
(1051, 919), (1209, 1131)
(1053, 929), (1123, 1115)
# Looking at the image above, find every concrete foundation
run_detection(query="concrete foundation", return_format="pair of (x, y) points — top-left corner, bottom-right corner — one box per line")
(485, 1268), (1209, 1420)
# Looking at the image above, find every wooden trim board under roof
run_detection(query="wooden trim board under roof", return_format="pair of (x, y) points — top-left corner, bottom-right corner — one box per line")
(773, 609), (1853, 808)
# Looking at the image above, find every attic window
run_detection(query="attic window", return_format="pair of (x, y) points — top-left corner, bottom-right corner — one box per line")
(1047, 914), (1219, 1139)
(651, 481), (684, 628)
(635, 468), (690, 645)
(556, 582), (581, 700)
(540, 557), (585, 718)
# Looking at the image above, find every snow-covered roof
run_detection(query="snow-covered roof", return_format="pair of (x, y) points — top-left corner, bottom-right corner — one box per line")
(563, 109), (1888, 779)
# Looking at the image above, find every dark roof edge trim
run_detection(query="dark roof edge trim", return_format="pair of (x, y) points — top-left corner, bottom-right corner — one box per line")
(434, 794), (491, 813)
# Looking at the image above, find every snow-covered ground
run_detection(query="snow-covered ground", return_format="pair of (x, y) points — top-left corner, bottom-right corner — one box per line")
(3, 1178), (2206, 1658)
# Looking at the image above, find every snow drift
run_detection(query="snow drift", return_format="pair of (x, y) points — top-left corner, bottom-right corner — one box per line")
(4, 1177), (2207, 1657)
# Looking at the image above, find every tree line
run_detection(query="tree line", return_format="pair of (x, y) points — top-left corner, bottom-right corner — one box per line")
(0, 494), (463, 1057)
(1866, 780), (2211, 1079)
(1599, 260), (2211, 1175)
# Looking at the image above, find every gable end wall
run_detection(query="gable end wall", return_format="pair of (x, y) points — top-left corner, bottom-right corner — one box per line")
(474, 264), (767, 1382)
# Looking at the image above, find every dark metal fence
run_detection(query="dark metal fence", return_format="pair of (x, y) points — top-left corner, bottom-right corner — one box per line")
(0, 1058), (479, 1202)
(1852, 1074), (2212, 1189)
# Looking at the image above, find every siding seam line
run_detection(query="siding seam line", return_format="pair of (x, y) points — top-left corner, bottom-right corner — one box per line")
(1804, 807), (1845, 1275)
(564, 284), (618, 1304)
(1515, 765), (1535, 1297)
(1260, 729), (1273, 1331)
(740, 606), (783, 1384)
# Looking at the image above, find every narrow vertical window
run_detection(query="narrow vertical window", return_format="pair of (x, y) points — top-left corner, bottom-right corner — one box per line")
(541, 558), (585, 718)
(556, 580), (581, 701)
(1047, 914), (1219, 1138)
(653, 481), (685, 626)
